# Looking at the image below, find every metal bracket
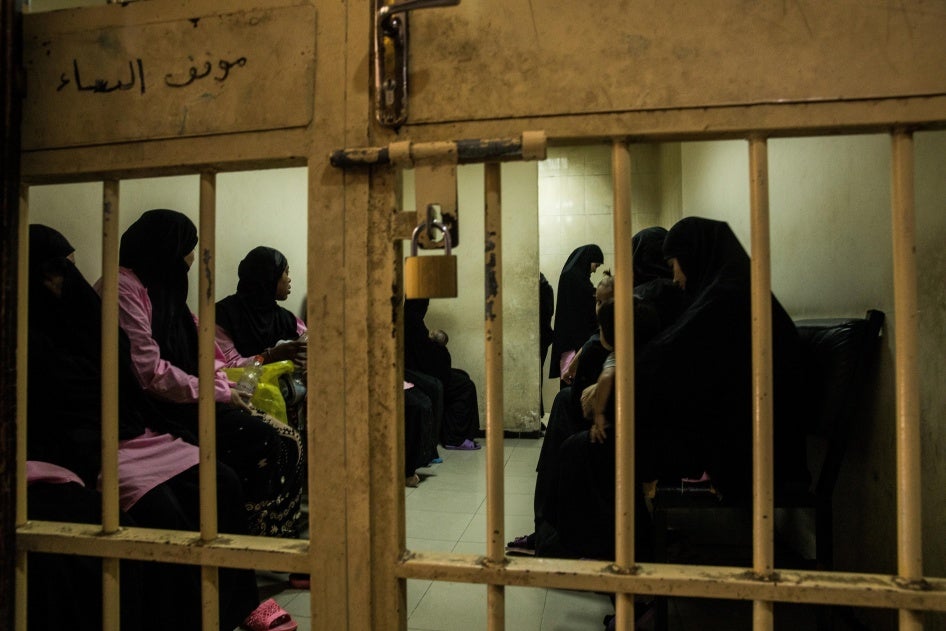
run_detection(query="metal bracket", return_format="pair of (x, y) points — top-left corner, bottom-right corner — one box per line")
(374, 0), (461, 128)
(414, 163), (458, 249)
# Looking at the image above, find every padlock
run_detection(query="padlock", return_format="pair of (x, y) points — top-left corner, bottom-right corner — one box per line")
(404, 220), (458, 299)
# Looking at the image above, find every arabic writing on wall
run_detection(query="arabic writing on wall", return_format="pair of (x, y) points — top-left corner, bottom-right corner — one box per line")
(56, 56), (248, 94)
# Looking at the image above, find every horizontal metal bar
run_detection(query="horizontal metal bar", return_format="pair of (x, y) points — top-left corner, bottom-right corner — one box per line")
(395, 553), (946, 612)
(17, 522), (310, 573)
(330, 131), (547, 168)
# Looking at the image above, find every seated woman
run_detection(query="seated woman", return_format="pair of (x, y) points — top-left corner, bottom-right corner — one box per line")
(216, 246), (307, 369)
(549, 244), (604, 388)
(508, 228), (683, 556)
(404, 298), (481, 450)
(555, 217), (808, 562)
(109, 210), (305, 540)
(27, 224), (296, 631)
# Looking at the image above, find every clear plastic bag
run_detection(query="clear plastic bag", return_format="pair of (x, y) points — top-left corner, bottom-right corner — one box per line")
(224, 360), (295, 423)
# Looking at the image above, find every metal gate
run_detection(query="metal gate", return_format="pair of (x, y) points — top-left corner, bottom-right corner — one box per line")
(9, 1), (946, 630)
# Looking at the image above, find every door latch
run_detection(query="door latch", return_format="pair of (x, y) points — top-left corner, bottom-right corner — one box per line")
(374, 0), (460, 128)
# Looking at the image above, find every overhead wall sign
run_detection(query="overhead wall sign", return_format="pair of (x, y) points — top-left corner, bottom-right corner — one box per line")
(22, 4), (316, 150)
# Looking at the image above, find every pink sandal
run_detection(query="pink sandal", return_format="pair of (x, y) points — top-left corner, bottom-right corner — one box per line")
(241, 598), (297, 631)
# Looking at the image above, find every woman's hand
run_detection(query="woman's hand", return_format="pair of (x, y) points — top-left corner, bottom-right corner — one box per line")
(264, 339), (306, 368)
(230, 388), (254, 412)
(590, 412), (608, 444)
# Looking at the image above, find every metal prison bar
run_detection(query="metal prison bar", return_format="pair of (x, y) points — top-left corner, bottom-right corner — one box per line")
(387, 131), (945, 631)
(12, 134), (946, 631)
(13, 134), (946, 631)
(14, 173), (312, 631)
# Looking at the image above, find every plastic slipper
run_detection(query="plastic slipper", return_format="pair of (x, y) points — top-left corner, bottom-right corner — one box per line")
(505, 532), (536, 556)
(242, 598), (297, 631)
(443, 439), (480, 451)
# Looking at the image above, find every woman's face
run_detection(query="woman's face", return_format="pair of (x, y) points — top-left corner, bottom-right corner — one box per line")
(275, 267), (291, 301)
(42, 253), (75, 298)
(590, 261), (600, 274)
(595, 281), (613, 314)
(183, 249), (195, 269)
(669, 257), (686, 290)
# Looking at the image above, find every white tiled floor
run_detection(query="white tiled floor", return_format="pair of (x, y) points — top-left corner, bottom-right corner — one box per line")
(261, 436), (616, 631)
(259, 436), (837, 630)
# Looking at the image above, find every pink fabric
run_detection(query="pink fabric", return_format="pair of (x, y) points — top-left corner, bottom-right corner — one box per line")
(106, 268), (232, 404)
(104, 429), (200, 512)
(27, 461), (85, 486)
(559, 350), (577, 376)
(216, 318), (307, 368)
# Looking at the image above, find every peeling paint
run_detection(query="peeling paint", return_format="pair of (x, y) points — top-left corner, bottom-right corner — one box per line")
(202, 248), (213, 301)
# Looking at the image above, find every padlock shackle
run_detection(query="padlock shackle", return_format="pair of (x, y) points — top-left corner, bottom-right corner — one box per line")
(410, 220), (452, 256)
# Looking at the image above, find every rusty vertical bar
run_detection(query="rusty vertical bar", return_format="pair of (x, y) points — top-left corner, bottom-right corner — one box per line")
(15, 186), (29, 631)
(100, 179), (121, 631)
(484, 161), (506, 631)
(610, 140), (635, 631)
(748, 137), (775, 630)
(198, 172), (220, 631)
(890, 131), (924, 631)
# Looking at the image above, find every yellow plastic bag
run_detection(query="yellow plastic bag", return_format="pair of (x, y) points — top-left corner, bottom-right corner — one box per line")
(225, 360), (295, 424)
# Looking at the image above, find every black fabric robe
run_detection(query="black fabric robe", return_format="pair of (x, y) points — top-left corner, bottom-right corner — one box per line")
(119, 210), (304, 539)
(554, 217), (808, 560)
(403, 298), (480, 446)
(549, 244), (604, 378)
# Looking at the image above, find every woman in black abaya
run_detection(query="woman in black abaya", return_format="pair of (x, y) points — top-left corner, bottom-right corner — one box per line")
(404, 298), (481, 450)
(28, 224), (293, 631)
(216, 246), (307, 367)
(549, 244), (604, 384)
(557, 217), (808, 562)
(114, 210), (305, 539)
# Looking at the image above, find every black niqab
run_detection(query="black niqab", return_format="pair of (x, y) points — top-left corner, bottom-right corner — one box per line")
(631, 226), (672, 286)
(119, 209), (200, 375)
(216, 246), (298, 357)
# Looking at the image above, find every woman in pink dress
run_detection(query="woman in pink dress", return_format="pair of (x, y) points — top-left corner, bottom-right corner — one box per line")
(113, 210), (304, 540)
(28, 224), (296, 631)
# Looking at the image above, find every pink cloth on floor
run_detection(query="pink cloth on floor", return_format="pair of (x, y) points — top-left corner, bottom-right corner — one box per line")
(27, 461), (85, 486)
(102, 429), (200, 512)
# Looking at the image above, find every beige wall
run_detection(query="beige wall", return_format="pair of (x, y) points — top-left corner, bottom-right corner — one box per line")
(27, 168), (310, 321)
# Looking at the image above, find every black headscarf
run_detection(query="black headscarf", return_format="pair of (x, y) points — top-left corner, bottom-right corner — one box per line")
(27, 224), (195, 485)
(216, 246), (299, 357)
(119, 209), (200, 375)
(549, 244), (604, 378)
(631, 227), (672, 286)
(634, 217), (805, 495)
